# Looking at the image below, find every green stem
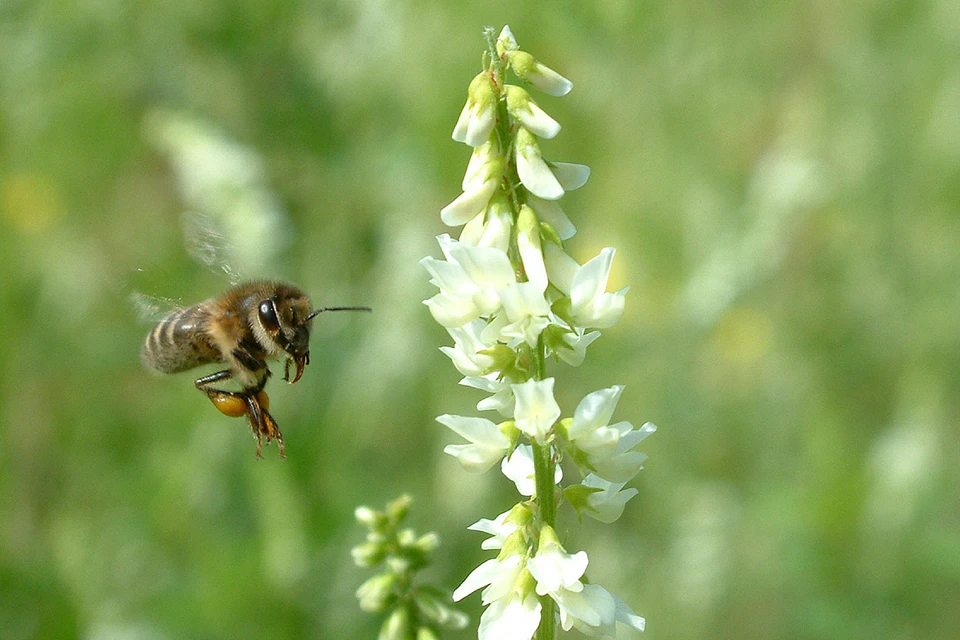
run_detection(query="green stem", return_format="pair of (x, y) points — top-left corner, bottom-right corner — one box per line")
(532, 334), (556, 640)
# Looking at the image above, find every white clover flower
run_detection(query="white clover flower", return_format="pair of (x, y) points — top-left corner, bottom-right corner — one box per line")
(570, 247), (628, 328)
(461, 373), (515, 416)
(512, 377), (561, 442)
(421, 235), (515, 327)
(441, 320), (495, 377)
(452, 71), (498, 147)
(566, 388), (655, 482)
(515, 128), (564, 200)
(590, 422), (656, 484)
(526, 527), (626, 633)
(555, 329), (601, 367)
(581, 474), (638, 524)
(516, 204), (548, 292)
(440, 172), (499, 227)
(568, 385), (625, 443)
(505, 85), (561, 139)
(571, 590), (646, 637)
(460, 195), (513, 251)
(502, 445), (562, 496)
(528, 194), (576, 240)
(441, 140), (503, 226)
(553, 582), (617, 632)
(497, 282), (553, 348)
(527, 527), (588, 596)
(468, 510), (519, 551)
(438, 414), (512, 473)
(453, 555), (518, 603)
(478, 592), (541, 640)
(505, 50), (573, 97)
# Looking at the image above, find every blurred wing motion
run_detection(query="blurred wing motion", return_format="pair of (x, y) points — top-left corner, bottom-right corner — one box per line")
(181, 210), (243, 284)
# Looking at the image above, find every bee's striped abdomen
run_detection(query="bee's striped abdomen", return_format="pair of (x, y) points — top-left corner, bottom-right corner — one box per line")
(141, 304), (219, 374)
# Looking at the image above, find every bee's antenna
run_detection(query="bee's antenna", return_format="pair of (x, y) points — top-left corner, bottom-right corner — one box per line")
(306, 306), (372, 321)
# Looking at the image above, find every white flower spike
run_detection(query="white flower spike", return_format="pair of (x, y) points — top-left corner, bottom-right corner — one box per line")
(425, 26), (653, 639)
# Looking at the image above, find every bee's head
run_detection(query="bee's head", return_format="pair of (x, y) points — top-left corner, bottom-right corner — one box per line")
(256, 292), (314, 384)
(257, 290), (371, 384)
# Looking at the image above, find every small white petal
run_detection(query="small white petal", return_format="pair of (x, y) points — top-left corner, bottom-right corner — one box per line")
(453, 73), (498, 147)
(501, 445), (562, 496)
(612, 593), (646, 632)
(568, 386), (624, 440)
(424, 294), (480, 328)
(497, 282), (552, 348)
(515, 129), (564, 200)
(512, 378), (561, 442)
(497, 25), (519, 53)
(582, 474), (638, 523)
(441, 177), (498, 226)
(542, 242), (580, 295)
(550, 162), (590, 191)
(468, 510), (517, 550)
(555, 329), (600, 367)
(437, 414), (510, 472)
(506, 85), (561, 139)
(570, 248), (627, 328)
(560, 583), (617, 632)
(528, 548), (589, 595)
(453, 558), (501, 602)
(552, 586), (604, 630)
(478, 592), (541, 640)
(516, 204), (548, 292)
(528, 195), (576, 240)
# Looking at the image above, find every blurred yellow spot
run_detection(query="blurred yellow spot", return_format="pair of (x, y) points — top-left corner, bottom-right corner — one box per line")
(2, 172), (61, 233)
(712, 307), (773, 366)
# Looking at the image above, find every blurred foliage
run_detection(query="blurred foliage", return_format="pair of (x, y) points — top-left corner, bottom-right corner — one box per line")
(2, 1), (959, 639)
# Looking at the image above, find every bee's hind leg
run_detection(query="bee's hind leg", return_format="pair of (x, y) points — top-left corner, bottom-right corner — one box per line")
(242, 393), (284, 459)
(194, 371), (285, 459)
(194, 369), (237, 395)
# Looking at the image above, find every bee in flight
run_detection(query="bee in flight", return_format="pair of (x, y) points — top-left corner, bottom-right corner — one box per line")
(141, 280), (370, 457)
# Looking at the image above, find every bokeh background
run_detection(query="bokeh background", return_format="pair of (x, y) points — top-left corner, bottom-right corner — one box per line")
(3, 1), (959, 638)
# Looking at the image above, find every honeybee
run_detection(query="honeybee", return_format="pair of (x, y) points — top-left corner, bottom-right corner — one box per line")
(142, 280), (370, 457)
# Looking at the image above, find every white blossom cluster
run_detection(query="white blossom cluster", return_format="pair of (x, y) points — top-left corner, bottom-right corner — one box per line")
(422, 26), (654, 639)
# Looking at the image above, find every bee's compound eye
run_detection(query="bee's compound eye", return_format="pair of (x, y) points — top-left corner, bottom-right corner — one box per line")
(208, 393), (248, 418)
(259, 299), (280, 333)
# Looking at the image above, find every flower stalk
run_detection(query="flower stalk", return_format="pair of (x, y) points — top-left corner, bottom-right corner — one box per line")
(424, 25), (654, 639)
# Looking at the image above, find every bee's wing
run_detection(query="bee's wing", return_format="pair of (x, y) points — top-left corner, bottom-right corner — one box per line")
(181, 210), (243, 285)
(129, 290), (183, 324)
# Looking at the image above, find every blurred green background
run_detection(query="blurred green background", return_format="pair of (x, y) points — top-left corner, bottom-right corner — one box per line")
(2, 1), (959, 638)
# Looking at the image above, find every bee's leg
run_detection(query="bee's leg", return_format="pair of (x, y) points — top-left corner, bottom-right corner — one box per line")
(194, 369), (236, 395)
(242, 392), (285, 459)
(194, 371), (284, 458)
